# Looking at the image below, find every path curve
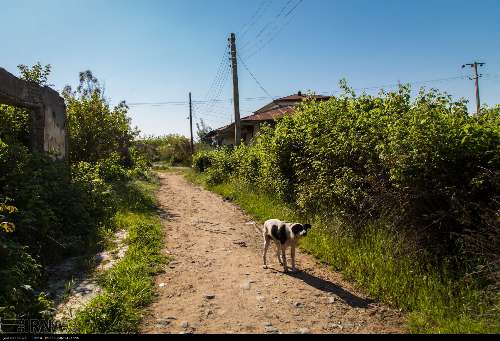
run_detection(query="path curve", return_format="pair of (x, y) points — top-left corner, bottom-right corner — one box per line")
(141, 172), (405, 334)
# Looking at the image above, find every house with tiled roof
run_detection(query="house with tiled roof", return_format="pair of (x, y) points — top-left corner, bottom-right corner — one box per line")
(206, 91), (330, 146)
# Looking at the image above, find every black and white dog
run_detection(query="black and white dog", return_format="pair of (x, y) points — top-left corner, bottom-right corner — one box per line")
(262, 219), (312, 273)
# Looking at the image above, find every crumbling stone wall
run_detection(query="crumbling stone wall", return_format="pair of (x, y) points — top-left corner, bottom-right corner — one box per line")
(0, 67), (68, 159)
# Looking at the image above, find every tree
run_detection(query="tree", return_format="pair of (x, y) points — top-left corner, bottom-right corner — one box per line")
(196, 119), (213, 145)
(63, 71), (139, 164)
(17, 62), (53, 87)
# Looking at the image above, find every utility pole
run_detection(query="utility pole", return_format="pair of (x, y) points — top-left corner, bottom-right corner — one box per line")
(189, 92), (194, 155)
(229, 33), (241, 146)
(462, 62), (485, 115)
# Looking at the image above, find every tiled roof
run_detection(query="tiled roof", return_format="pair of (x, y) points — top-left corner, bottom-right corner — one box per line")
(242, 106), (295, 121)
(206, 92), (331, 138)
(206, 123), (232, 138)
(275, 93), (331, 102)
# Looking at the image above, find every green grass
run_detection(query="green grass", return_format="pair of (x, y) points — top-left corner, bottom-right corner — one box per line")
(66, 179), (168, 333)
(183, 169), (499, 334)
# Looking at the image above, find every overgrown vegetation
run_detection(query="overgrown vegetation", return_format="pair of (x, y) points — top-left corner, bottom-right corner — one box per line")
(135, 134), (192, 167)
(190, 84), (500, 333)
(66, 180), (166, 333)
(0, 64), (151, 322)
(134, 118), (215, 169)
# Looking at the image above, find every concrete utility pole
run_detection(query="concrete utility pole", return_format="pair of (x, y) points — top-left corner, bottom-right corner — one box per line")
(229, 33), (241, 146)
(462, 62), (485, 115)
(189, 92), (194, 155)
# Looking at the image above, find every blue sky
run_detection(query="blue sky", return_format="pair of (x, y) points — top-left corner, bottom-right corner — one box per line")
(2, 0), (499, 138)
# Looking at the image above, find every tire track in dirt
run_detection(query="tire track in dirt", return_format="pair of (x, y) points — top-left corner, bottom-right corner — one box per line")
(140, 172), (405, 334)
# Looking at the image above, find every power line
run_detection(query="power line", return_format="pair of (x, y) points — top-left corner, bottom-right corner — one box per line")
(241, 0), (303, 59)
(204, 47), (230, 101)
(194, 45), (232, 121)
(127, 75), (471, 108)
(128, 96), (271, 107)
(238, 0), (273, 42)
(237, 53), (274, 99)
(353, 76), (466, 93)
(240, 0), (295, 53)
(202, 63), (231, 116)
(238, 52), (293, 117)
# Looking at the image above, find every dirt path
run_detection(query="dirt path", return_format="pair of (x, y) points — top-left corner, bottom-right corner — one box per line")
(141, 172), (405, 334)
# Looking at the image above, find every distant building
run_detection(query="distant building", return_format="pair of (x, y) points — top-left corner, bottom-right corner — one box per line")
(206, 91), (330, 146)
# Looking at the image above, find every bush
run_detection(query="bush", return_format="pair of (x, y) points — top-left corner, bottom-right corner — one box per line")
(136, 134), (192, 167)
(192, 147), (235, 185)
(63, 70), (139, 165)
(194, 86), (499, 256)
(0, 64), (150, 321)
(192, 149), (212, 173)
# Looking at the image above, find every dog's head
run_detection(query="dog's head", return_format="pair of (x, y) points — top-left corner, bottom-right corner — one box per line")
(291, 223), (312, 238)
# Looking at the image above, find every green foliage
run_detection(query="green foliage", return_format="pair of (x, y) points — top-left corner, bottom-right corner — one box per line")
(0, 237), (43, 319)
(191, 84), (500, 333)
(196, 118), (214, 145)
(66, 180), (166, 333)
(192, 147), (235, 185)
(0, 200), (17, 233)
(17, 62), (52, 87)
(0, 105), (30, 146)
(63, 71), (139, 164)
(194, 86), (499, 251)
(0, 64), (150, 322)
(135, 134), (192, 167)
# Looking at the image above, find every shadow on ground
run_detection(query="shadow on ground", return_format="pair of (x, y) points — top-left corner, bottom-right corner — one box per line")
(285, 270), (373, 308)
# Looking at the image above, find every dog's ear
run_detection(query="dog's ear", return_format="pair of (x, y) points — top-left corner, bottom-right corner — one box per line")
(304, 223), (312, 230)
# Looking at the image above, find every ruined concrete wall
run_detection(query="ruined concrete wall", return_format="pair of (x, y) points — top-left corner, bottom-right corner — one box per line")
(41, 87), (68, 158)
(0, 67), (68, 159)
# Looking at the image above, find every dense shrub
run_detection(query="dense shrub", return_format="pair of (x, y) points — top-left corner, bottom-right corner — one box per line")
(135, 134), (192, 167)
(195, 86), (499, 255)
(0, 64), (149, 320)
(63, 71), (139, 165)
(193, 147), (235, 185)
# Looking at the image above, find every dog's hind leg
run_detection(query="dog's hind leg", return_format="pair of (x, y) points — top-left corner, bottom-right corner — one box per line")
(263, 236), (271, 269)
(281, 246), (288, 273)
(291, 245), (297, 273)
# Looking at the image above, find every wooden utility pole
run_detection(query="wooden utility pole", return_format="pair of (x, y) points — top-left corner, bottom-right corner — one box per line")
(229, 33), (241, 146)
(189, 92), (194, 154)
(462, 62), (485, 115)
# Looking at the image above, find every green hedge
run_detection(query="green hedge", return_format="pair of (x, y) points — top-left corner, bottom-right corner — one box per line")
(194, 87), (499, 256)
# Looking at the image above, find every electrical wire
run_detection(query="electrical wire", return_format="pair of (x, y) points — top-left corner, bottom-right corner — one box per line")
(127, 75), (474, 108)
(241, 0), (303, 59)
(237, 53), (274, 99)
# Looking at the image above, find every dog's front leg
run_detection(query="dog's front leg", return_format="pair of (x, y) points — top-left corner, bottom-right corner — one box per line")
(275, 242), (283, 265)
(281, 247), (288, 273)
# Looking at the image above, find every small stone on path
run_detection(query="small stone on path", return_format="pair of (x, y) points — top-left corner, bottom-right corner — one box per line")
(240, 281), (251, 290)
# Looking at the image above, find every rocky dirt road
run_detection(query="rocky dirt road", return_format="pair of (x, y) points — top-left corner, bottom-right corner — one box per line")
(141, 172), (405, 334)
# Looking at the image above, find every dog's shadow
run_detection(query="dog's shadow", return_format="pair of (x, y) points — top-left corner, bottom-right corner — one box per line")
(284, 269), (373, 309)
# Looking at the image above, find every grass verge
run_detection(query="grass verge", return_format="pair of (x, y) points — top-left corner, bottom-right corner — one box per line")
(183, 169), (499, 334)
(65, 178), (167, 333)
